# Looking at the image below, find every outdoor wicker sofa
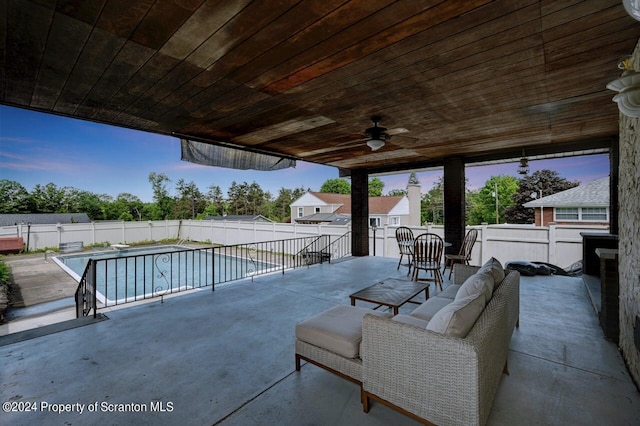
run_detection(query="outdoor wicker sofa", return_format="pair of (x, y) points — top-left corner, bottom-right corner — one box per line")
(295, 260), (520, 426)
(361, 262), (520, 425)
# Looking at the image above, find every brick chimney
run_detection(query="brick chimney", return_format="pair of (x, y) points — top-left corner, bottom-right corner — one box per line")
(407, 184), (421, 226)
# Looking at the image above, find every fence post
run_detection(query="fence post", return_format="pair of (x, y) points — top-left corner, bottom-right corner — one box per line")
(481, 223), (488, 264)
(282, 239), (285, 274)
(548, 223), (557, 264)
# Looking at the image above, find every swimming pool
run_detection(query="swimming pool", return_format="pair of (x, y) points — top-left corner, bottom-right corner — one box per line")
(55, 245), (278, 306)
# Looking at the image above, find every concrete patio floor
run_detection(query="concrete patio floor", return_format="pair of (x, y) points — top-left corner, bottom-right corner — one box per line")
(1, 256), (638, 425)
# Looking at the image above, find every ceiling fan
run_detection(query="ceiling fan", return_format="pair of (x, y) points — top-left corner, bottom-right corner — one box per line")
(337, 116), (409, 151)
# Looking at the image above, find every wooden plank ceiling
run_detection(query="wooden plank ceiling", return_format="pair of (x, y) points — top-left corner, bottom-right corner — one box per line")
(2, 0), (639, 173)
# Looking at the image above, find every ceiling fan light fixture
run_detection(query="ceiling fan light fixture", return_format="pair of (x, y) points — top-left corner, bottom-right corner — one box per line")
(367, 139), (385, 151)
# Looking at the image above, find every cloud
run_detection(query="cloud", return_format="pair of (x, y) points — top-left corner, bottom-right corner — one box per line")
(0, 136), (37, 144)
(0, 151), (103, 174)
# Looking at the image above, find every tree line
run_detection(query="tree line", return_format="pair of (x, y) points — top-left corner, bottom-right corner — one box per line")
(0, 169), (578, 225)
(0, 173), (308, 222)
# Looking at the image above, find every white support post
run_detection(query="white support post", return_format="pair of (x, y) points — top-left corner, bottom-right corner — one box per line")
(548, 223), (557, 264)
(481, 223), (488, 264)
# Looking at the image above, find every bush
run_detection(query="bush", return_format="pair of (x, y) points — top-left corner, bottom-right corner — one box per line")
(0, 260), (8, 285)
(0, 258), (11, 323)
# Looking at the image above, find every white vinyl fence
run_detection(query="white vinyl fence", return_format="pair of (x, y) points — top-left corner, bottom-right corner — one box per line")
(1, 220), (608, 269)
(376, 223), (609, 269)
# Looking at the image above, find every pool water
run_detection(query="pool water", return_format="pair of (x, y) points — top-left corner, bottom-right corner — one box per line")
(55, 245), (277, 305)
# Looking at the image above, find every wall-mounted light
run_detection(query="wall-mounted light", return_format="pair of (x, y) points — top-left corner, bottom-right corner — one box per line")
(606, 56), (640, 117)
(623, 0), (640, 21)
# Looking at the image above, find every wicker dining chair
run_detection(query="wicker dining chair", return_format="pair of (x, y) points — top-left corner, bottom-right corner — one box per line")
(443, 228), (478, 279)
(395, 226), (414, 274)
(412, 233), (444, 290)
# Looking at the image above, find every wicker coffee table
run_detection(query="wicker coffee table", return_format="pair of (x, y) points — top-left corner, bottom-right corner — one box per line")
(349, 278), (430, 315)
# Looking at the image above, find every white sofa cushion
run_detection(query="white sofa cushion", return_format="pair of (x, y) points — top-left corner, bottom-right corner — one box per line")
(455, 270), (493, 304)
(438, 284), (461, 300)
(479, 257), (505, 285)
(295, 305), (392, 359)
(392, 314), (430, 328)
(409, 297), (453, 322)
(426, 292), (485, 338)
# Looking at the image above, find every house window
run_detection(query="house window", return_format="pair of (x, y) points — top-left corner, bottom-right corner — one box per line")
(391, 216), (400, 225)
(315, 207), (321, 213)
(297, 207), (303, 218)
(581, 207), (607, 221)
(554, 207), (608, 222)
(555, 208), (579, 221)
(369, 217), (381, 227)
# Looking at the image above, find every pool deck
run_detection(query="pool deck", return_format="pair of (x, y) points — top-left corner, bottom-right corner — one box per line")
(1, 256), (639, 425)
(3, 252), (78, 308)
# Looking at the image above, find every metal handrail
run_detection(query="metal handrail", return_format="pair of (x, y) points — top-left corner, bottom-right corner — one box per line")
(75, 259), (96, 318)
(326, 231), (352, 260)
(75, 235), (335, 316)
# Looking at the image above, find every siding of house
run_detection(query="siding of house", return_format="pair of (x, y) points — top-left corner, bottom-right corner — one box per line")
(533, 207), (609, 227)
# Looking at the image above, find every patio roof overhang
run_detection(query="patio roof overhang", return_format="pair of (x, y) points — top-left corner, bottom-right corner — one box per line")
(2, 1), (638, 173)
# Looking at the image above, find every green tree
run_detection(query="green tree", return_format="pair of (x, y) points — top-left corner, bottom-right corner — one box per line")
(29, 183), (66, 212)
(468, 175), (519, 225)
(247, 182), (269, 216)
(421, 177), (444, 224)
(320, 178), (351, 194)
(203, 184), (226, 217)
(0, 179), (30, 213)
(174, 179), (205, 219)
(387, 189), (407, 196)
(504, 170), (579, 224)
(368, 177), (384, 196)
(70, 190), (105, 220)
(148, 172), (173, 219)
(118, 193), (144, 220)
(227, 181), (248, 215)
(273, 187), (306, 222)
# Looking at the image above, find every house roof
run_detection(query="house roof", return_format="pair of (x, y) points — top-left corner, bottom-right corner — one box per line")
(523, 177), (609, 208)
(295, 213), (351, 225)
(0, 213), (92, 227)
(204, 215), (273, 222)
(309, 192), (404, 215)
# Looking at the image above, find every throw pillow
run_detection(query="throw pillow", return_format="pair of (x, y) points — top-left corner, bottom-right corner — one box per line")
(455, 270), (493, 304)
(479, 257), (505, 285)
(426, 292), (485, 338)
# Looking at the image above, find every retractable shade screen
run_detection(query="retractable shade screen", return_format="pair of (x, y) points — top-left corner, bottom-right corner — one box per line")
(180, 139), (295, 171)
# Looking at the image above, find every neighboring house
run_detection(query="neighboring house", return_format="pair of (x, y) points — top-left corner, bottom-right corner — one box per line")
(203, 215), (274, 223)
(0, 213), (92, 227)
(290, 185), (421, 226)
(523, 177), (609, 227)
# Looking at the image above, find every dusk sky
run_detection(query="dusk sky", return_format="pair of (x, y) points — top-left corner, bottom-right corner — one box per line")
(1, 105), (610, 203)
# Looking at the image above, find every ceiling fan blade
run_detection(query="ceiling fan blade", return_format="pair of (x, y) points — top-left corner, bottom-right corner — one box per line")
(388, 127), (409, 135)
(335, 138), (367, 147)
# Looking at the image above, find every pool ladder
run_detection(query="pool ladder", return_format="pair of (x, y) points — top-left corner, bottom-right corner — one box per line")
(44, 249), (57, 263)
